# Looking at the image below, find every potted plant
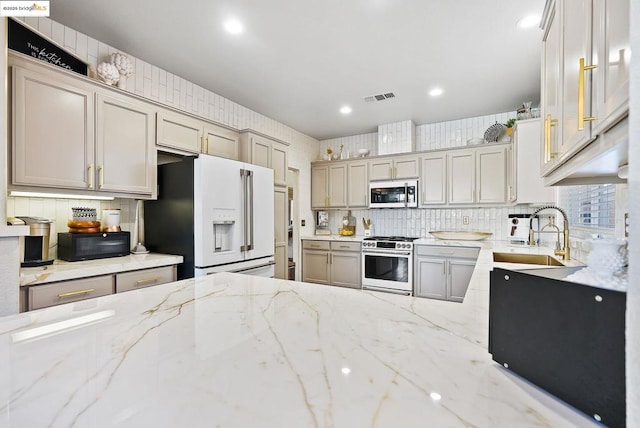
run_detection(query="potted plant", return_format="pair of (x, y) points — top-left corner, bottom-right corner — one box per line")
(504, 118), (516, 136)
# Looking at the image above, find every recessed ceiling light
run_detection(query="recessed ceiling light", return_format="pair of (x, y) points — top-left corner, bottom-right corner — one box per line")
(430, 392), (442, 401)
(516, 15), (540, 29)
(340, 106), (352, 115)
(224, 19), (244, 35)
(429, 88), (443, 97)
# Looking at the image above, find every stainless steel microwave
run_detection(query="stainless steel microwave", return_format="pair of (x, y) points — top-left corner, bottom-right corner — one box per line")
(369, 180), (418, 208)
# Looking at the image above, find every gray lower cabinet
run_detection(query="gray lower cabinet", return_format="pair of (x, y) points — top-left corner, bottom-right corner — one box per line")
(115, 266), (177, 293)
(414, 245), (479, 302)
(29, 275), (114, 311)
(302, 240), (361, 289)
(25, 265), (177, 312)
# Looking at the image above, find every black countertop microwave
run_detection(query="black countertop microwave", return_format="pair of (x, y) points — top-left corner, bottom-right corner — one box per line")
(57, 232), (130, 262)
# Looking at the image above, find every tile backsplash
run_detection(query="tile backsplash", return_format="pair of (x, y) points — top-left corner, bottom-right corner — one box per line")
(6, 197), (137, 259)
(321, 111), (516, 157)
(326, 206), (539, 242)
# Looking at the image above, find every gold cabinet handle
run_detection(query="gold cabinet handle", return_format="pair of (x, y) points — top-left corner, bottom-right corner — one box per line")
(578, 57), (597, 130)
(98, 165), (104, 189)
(58, 288), (96, 299)
(544, 114), (559, 163)
(87, 163), (94, 189)
(135, 277), (161, 286)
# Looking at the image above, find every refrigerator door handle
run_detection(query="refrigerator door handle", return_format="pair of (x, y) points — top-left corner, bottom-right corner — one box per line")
(247, 170), (254, 251)
(240, 169), (248, 252)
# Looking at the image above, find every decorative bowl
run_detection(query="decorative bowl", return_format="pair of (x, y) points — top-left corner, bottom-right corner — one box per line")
(429, 231), (493, 241)
(357, 148), (370, 157)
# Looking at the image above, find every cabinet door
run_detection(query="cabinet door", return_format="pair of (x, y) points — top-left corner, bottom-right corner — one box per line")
(448, 259), (476, 302)
(204, 124), (239, 160)
(302, 249), (330, 284)
(513, 120), (554, 204)
(420, 154), (447, 205)
(591, 0), (630, 135)
(347, 161), (368, 207)
(328, 164), (347, 207)
(394, 157), (419, 179)
(274, 187), (288, 279)
(12, 65), (94, 190)
(415, 257), (447, 300)
(448, 150), (475, 204)
(311, 166), (329, 209)
(96, 93), (156, 196)
(271, 143), (288, 187)
(476, 146), (507, 204)
(250, 135), (271, 169)
(330, 251), (361, 289)
(541, 5), (562, 175)
(156, 109), (202, 153)
(561, 0), (593, 157)
(369, 159), (394, 181)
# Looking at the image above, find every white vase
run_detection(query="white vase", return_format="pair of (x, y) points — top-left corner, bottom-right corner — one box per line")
(586, 239), (626, 279)
(117, 75), (127, 89)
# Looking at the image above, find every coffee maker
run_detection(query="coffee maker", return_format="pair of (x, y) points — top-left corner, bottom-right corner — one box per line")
(14, 216), (54, 267)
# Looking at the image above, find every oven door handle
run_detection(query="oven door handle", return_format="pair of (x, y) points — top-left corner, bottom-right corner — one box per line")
(362, 250), (412, 256)
(362, 285), (412, 296)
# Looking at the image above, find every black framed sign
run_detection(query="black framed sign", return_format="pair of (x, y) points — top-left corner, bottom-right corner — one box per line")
(7, 18), (88, 75)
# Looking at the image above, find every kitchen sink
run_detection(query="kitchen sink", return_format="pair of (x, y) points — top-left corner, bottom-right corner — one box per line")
(492, 252), (565, 266)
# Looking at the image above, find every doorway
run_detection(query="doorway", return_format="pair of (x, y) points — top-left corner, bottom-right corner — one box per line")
(287, 168), (300, 281)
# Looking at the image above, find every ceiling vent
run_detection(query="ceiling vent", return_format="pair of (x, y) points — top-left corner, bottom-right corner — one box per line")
(364, 92), (396, 103)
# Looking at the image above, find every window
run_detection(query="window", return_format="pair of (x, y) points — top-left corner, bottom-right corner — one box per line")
(559, 184), (616, 231)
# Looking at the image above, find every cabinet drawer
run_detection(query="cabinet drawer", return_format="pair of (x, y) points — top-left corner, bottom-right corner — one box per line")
(330, 241), (361, 252)
(416, 245), (480, 259)
(303, 240), (330, 250)
(116, 266), (176, 293)
(29, 275), (114, 310)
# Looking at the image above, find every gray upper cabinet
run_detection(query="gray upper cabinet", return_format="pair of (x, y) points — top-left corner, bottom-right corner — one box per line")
(12, 63), (95, 190)
(240, 131), (289, 187)
(347, 161), (368, 208)
(95, 93), (156, 196)
(156, 109), (202, 153)
(540, 0), (629, 184)
(420, 153), (447, 206)
(156, 108), (239, 160)
(311, 164), (347, 209)
(10, 53), (156, 199)
(369, 156), (418, 181)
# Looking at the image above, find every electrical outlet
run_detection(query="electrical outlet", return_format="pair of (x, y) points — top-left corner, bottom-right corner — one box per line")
(301, 219), (305, 227)
(625, 213), (629, 238)
(463, 216), (470, 225)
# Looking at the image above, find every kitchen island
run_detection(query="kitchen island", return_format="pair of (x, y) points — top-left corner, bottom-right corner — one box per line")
(0, 254), (598, 427)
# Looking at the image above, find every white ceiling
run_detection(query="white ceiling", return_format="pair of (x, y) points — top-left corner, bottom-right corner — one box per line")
(50, 0), (546, 141)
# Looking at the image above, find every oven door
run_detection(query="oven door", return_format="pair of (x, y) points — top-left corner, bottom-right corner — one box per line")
(361, 249), (413, 295)
(369, 180), (418, 208)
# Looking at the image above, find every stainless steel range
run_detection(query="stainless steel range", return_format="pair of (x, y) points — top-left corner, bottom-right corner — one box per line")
(361, 236), (418, 296)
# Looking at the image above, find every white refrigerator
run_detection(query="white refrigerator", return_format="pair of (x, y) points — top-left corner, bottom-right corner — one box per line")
(144, 154), (275, 279)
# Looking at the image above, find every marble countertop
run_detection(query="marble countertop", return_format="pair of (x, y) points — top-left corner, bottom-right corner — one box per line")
(301, 234), (364, 242)
(0, 262), (598, 426)
(19, 253), (184, 287)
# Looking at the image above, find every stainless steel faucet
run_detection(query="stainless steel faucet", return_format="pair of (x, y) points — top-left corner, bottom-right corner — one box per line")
(528, 205), (571, 261)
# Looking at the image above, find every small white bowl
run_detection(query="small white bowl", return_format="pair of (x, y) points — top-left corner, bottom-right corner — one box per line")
(467, 137), (484, 145)
(357, 148), (370, 157)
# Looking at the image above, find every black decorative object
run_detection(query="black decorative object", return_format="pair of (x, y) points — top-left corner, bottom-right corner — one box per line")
(489, 267), (625, 428)
(8, 18), (88, 76)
